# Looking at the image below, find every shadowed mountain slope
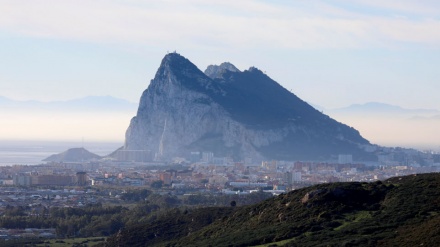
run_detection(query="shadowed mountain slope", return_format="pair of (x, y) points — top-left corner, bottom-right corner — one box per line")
(125, 53), (374, 161)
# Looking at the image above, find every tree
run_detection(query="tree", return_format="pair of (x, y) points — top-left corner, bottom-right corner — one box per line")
(120, 189), (151, 202)
(151, 180), (163, 189)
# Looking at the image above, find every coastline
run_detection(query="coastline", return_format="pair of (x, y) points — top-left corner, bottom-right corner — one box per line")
(0, 140), (122, 166)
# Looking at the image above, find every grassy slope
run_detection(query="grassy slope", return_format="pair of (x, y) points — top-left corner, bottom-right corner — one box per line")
(103, 173), (440, 247)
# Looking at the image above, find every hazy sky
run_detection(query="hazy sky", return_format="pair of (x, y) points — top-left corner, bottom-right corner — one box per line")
(1, 0), (440, 110)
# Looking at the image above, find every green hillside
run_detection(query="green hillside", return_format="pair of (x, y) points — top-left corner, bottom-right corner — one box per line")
(103, 173), (440, 246)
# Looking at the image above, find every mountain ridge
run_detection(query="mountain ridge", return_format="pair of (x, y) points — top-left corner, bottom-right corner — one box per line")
(103, 173), (440, 247)
(124, 53), (374, 161)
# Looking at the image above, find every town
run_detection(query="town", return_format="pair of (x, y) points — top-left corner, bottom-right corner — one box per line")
(3, 145), (440, 200)
(0, 145), (439, 240)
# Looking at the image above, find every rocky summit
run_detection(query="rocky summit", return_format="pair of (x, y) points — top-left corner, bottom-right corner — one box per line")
(124, 53), (374, 161)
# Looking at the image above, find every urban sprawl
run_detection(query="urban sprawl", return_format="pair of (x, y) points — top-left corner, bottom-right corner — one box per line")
(0, 145), (439, 239)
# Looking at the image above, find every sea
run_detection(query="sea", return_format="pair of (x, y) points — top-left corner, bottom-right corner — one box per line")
(0, 140), (123, 166)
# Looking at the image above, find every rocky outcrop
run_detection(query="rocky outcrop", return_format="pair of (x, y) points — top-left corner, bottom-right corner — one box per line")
(205, 62), (240, 79)
(43, 147), (101, 162)
(124, 53), (374, 161)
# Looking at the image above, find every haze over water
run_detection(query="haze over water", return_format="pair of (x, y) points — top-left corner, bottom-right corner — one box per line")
(0, 140), (122, 166)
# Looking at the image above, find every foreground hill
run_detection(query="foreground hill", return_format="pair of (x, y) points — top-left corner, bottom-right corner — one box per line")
(125, 53), (374, 161)
(104, 173), (440, 246)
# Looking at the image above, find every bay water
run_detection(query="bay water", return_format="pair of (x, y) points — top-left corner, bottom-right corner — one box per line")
(0, 140), (122, 166)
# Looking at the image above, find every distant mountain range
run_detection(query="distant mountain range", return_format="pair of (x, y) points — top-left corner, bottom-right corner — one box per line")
(2, 93), (437, 119)
(0, 95), (138, 112)
(326, 102), (439, 117)
(1, 96), (138, 141)
(323, 102), (440, 151)
(2, 89), (438, 152)
(2, 96), (437, 120)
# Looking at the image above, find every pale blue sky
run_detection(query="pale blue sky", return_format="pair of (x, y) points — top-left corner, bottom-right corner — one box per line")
(1, 0), (440, 109)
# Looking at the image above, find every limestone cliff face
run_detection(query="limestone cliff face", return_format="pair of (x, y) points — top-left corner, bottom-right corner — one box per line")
(125, 53), (373, 161)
